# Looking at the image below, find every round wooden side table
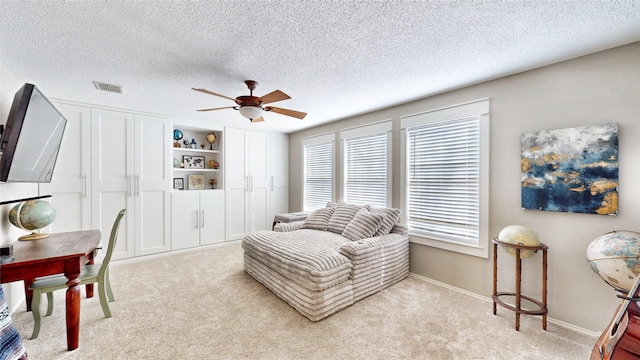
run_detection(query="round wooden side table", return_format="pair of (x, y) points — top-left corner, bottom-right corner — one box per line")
(492, 238), (549, 331)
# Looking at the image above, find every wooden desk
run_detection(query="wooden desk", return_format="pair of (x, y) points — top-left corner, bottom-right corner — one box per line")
(0, 230), (101, 351)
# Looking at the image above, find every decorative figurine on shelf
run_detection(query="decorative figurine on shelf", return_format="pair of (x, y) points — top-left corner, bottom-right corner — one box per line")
(209, 178), (217, 189)
(206, 132), (217, 150)
(200, 143), (205, 149)
(207, 160), (219, 169)
(190, 139), (197, 149)
(173, 129), (183, 148)
(183, 139), (189, 147)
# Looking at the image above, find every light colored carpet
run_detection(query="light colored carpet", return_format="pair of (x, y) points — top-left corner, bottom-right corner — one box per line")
(10, 241), (596, 359)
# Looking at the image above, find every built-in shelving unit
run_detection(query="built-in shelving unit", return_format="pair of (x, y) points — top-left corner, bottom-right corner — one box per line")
(171, 126), (223, 191)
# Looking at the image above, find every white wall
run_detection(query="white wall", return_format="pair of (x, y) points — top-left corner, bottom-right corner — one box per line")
(0, 59), (40, 312)
(288, 42), (640, 332)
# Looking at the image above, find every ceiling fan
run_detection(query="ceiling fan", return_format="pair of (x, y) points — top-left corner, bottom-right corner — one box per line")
(192, 80), (307, 123)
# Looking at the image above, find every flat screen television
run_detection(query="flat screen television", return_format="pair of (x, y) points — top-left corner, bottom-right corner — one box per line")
(0, 83), (67, 183)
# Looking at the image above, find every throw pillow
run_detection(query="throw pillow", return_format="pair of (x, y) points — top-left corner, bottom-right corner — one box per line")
(326, 202), (371, 234)
(342, 209), (386, 241)
(371, 208), (402, 236)
(301, 207), (335, 231)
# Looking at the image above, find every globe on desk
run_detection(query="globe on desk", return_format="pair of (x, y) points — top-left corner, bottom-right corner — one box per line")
(587, 230), (640, 293)
(8, 200), (57, 241)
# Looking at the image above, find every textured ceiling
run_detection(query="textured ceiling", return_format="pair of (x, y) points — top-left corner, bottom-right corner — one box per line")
(1, 1), (639, 133)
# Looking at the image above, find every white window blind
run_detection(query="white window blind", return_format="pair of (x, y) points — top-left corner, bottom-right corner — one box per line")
(407, 116), (480, 246)
(303, 140), (333, 212)
(343, 133), (388, 208)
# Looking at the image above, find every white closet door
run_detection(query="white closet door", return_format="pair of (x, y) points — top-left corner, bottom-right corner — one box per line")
(134, 115), (171, 256)
(44, 103), (92, 232)
(248, 131), (270, 233)
(270, 132), (289, 219)
(91, 108), (135, 260)
(224, 127), (249, 240)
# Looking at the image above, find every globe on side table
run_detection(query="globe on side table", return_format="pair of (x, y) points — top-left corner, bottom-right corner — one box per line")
(8, 200), (57, 241)
(497, 225), (541, 258)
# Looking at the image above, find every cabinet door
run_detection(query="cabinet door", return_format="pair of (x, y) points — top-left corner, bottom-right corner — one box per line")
(134, 115), (171, 256)
(200, 190), (225, 245)
(224, 127), (249, 240)
(248, 131), (270, 233)
(91, 109), (135, 260)
(43, 103), (92, 232)
(270, 132), (289, 219)
(171, 190), (201, 250)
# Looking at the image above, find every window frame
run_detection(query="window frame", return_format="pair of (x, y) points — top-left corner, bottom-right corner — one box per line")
(301, 133), (335, 212)
(400, 99), (490, 258)
(340, 121), (392, 208)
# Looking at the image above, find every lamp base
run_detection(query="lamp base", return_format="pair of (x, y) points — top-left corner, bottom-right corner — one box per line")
(18, 232), (50, 241)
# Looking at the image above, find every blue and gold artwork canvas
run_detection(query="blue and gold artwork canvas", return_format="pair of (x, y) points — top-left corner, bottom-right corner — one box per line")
(521, 123), (618, 215)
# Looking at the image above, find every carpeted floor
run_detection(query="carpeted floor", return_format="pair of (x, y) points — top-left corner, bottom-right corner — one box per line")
(10, 241), (596, 359)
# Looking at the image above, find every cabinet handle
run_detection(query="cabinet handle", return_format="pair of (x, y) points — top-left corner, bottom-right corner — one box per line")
(135, 175), (140, 196)
(128, 175), (132, 196)
(271, 176), (274, 191)
(195, 210), (200, 228)
(83, 174), (87, 198)
(201, 209), (205, 228)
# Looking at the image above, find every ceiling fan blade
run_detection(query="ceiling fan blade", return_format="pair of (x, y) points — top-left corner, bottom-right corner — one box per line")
(192, 88), (236, 102)
(265, 106), (307, 119)
(251, 116), (265, 123)
(196, 106), (236, 112)
(258, 90), (290, 104)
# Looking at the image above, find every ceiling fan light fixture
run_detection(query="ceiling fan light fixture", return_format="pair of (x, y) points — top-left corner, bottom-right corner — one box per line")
(238, 105), (263, 120)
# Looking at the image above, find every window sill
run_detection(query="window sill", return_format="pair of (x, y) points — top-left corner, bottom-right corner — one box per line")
(409, 234), (488, 258)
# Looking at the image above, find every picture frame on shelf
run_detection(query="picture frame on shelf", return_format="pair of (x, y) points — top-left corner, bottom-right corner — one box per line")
(188, 174), (205, 190)
(183, 155), (205, 169)
(173, 178), (184, 190)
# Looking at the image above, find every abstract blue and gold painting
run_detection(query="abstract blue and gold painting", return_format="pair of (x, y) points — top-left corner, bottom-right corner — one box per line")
(521, 123), (618, 215)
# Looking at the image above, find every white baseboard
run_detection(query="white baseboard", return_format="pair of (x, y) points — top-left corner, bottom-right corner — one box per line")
(408, 272), (599, 338)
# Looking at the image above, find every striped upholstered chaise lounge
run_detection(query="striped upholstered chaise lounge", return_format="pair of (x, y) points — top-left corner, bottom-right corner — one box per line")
(242, 201), (409, 321)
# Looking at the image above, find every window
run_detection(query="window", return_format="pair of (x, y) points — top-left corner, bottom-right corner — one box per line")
(302, 133), (335, 212)
(401, 99), (489, 258)
(341, 121), (391, 208)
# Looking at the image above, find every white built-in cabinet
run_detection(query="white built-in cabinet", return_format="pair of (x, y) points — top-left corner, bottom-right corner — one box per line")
(91, 109), (171, 260)
(171, 190), (225, 250)
(170, 124), (225, 250)
(225, 127), (288, 240)
(45, 102), (288, 259)
(46, 103), (172, 260)
(225, 128), (269, 240)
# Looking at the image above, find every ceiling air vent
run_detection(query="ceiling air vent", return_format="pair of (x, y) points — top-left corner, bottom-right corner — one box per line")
(93, 81), (124, 94)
